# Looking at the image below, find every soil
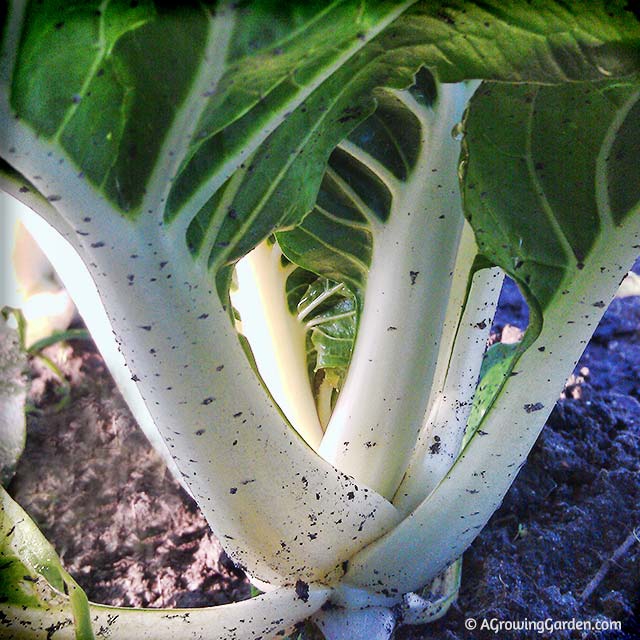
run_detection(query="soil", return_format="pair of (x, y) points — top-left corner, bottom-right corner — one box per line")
(8, 345), (249, 610)
(399, 278), (640, 640)
(7, 275), (640, 640)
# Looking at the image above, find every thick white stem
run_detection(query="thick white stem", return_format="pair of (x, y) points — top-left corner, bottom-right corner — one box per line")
(319, 83), (471, 499)
(339, 215), (640, 598)
(0, 585), (331, 640)
(232, 242), (324, 449)
(0, 106), (400, 588)
(6, 199), (188, 493)
(394, 256), (503, 513)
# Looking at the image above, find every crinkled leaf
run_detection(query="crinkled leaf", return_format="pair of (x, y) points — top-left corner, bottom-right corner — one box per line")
(309, 299), (356, 373)
(302, 280), (356, 370)
(286, 270), (357, 409)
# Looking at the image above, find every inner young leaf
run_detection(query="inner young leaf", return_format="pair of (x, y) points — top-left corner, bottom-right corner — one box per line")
(228, 76), (430, 442)
(289, 268), (357, 429)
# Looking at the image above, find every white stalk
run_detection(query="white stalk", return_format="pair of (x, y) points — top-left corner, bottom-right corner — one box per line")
(394, 246), (503, 513)
(231, 241), (324, 449)
(339, 207), (640, 599)
(319, 83), (472, 499)
(4, 196), (189, 494)
(0, 585), (331, 640)
(0, 103), (400, 588)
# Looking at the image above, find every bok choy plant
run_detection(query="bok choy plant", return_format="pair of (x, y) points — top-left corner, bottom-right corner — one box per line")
(1, 1), (639, 638)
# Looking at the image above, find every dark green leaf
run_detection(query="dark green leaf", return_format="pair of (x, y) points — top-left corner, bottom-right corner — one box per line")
(462, 79), (640, 315)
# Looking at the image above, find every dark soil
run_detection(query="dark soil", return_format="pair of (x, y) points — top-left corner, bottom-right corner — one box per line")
(8, 276), (640, 639)
(399, 279), (640, 640)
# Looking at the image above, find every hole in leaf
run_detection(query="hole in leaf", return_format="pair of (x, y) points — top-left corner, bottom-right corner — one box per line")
(490, 276), (530, 346)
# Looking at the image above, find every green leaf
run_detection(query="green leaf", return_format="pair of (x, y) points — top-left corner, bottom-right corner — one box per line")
(464, 341), (520, 445)
(457, 79), (640, 456)
(287, 269), (357, 391)
(309, 306), (355, 373)
(275, 74), (433, 303)
(11, 1), (207, 213)
(0, 486), (94, 639)
(8, 1), (639, 249)
(455, 77), (640, 444)
(286, 270), (357, 423)
(195, 0), (640, 290)
(27, 328), (91, 355)
(298, 277), (356, 372)
(462, 78), (640, 317)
